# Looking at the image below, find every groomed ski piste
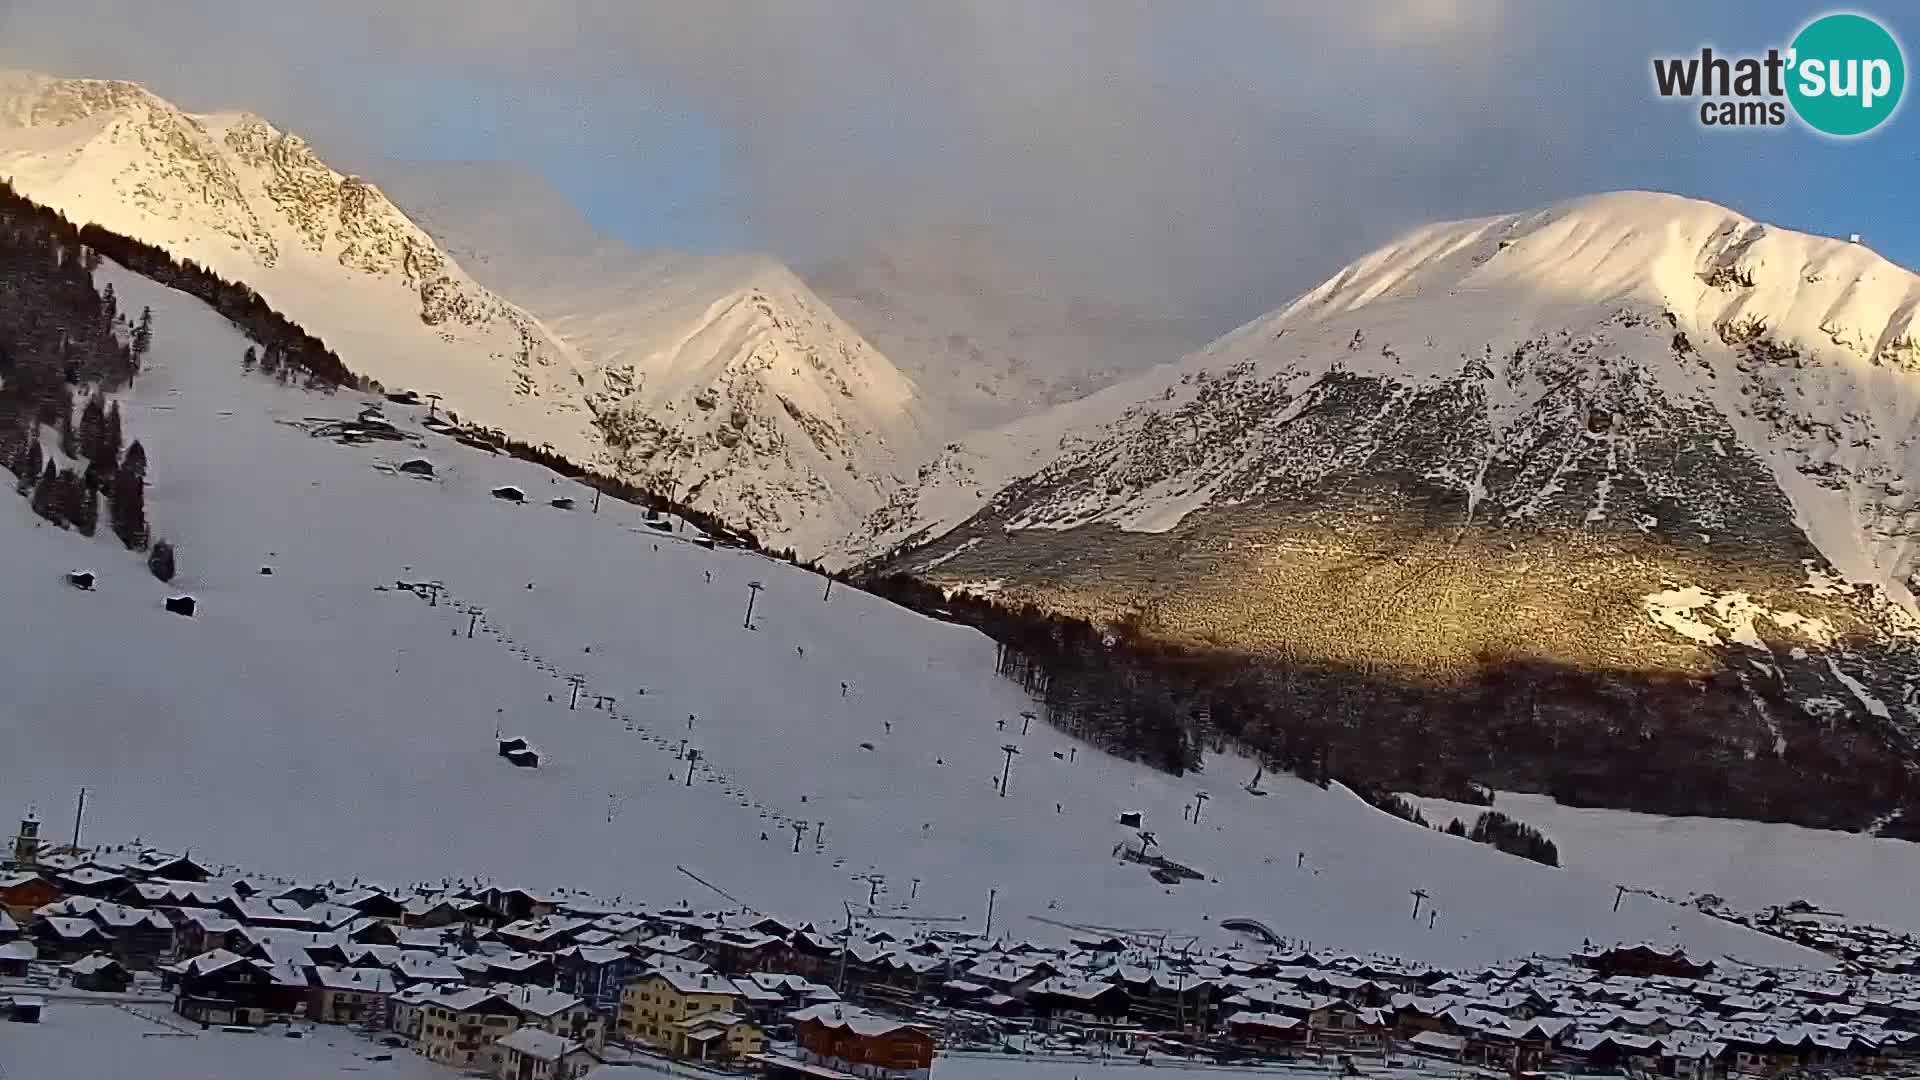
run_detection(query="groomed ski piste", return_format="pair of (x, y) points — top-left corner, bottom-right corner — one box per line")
(1412, 790), (1920, 935)
(0, 261), (1827, 976)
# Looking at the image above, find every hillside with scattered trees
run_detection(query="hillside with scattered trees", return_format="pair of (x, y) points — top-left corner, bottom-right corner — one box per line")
(859, 571), (1920, 844)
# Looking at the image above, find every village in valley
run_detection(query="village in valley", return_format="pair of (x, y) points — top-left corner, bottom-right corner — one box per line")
(8, 810), (1920, 1080)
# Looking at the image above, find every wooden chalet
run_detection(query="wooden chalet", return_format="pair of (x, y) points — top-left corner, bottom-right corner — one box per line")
(485, 887), (560, 924)
(1024, 976), (1131, 1029)
(704, 928), (788, 973)
(169, 949), (310, 1025)
(54, 866), (130, 900)
(130, 852), (212, 883)
(0, 940), (35, 977)
(1574, 943), (1716, 980)
(1224, 1010), (1310, 1052)
(32, 916), (114, 962)
(785, 1003), (936, 1080)
(336, 888), (408, 923)
(309, 966), (398, 1025)
(67, 953), (133, 993)
(0, 872), (60, 921)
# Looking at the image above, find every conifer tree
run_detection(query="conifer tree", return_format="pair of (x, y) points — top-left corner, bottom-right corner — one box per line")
(16, 438), (41, 495)
(65, 469), (97, 535)
(31, 459), (61, 524)
(58, 397), (78, 459)
(132, 306), (154, 357)
(103, 402), (122, 467)
(79, 394), (108, 463)
(110, 440), (149, 550)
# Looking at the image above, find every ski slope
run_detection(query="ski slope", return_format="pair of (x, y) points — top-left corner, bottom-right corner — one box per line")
(0, 262), (1824, 971)
(1412, 791), (1920, 933)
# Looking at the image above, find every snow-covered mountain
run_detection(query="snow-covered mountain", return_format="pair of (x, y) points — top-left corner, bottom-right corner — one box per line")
(0, 254), (1833, 970)
(849, 191), (1920, 831)
(370, 160), (936, 555)
(0, 73), (586, 430)
(0, 76), (929, 556)
(809, 226), (1192, 437)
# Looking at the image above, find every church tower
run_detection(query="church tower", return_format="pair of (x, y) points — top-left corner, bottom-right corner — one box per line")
(10, 811), (42, 870)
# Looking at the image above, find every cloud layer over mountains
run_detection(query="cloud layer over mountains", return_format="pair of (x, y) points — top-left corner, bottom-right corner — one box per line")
(0, 1), (1757, 346)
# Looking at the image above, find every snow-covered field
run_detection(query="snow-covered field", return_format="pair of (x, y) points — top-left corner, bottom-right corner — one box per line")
(3, 1002), (442, 1080)
(1412, 791), (1920, 934)
(0, 262), (1825, 971)
(1, 1003), (1460, 1080)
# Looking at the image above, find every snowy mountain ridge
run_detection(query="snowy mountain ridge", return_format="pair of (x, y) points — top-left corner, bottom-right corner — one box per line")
(851, 191), (1920, 831)
(375, 161), (936, 553)
(0, 72), (575, 388)
(849, 191), (1920, 605)
(0, 76), (930, 556)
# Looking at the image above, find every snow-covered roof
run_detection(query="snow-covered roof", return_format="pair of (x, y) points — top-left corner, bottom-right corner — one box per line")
(1028, 976), (1123, 1002)
(647, 970), (740, 997)
(176, 949), (249, 976)
(421, 986), (514, 1013)
(498, 984), (583, 1017)
(643, 953), (712, 976)
(313, 966), (398, 993)
(1226, 1011), (1302, 1031)
(67, 953), (124, 975)
(394, 952), (463, 981)
(671, 1010), (746, 1030)
(789, 1003), (924, 1039)
(39, 916), (109, 940)
(495, 1026), (582, 1061)
(636, 933), (698, 955)
(1410, 1031), (1466, 1053)
(556, 945), (628, 966)
(58, 867), (127, 886)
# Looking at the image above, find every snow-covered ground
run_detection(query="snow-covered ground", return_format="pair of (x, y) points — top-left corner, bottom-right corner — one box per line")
(3, 1001), (442, 1080)
(1411, 791), (1920, 934)
(0, 262), (1826, 971)
(0, 1003), (1465, 1080)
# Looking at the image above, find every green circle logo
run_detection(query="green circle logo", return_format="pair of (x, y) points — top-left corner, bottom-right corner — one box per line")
(1788, 12), (1906, 136)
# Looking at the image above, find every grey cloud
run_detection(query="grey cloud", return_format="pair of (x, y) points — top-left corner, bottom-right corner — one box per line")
(0, 0), (1718, 343)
